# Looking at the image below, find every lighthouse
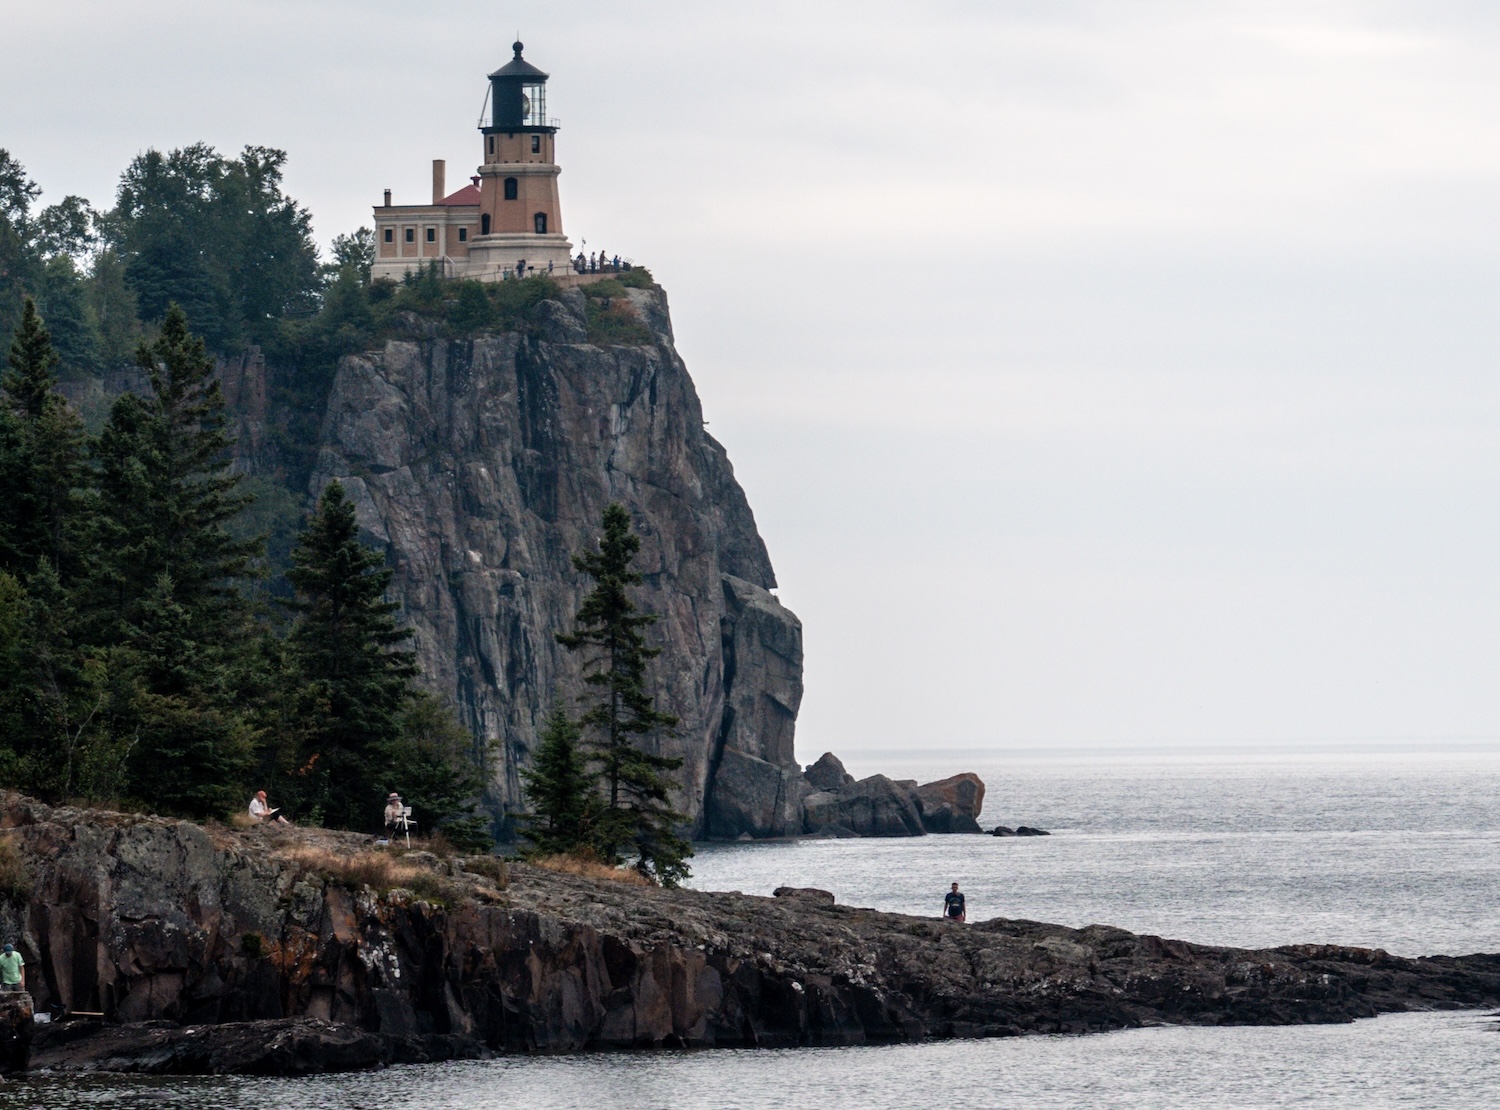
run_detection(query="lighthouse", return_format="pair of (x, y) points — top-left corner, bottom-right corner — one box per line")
(372, 42), (574, 282)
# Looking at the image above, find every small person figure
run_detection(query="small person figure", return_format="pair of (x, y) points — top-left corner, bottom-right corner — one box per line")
(548, 259), (554, 274)
(248, 790), (288, 824)
(943, 882), (966, 923)
(384, 792), (404, 832)
(0, 944), (24, 992)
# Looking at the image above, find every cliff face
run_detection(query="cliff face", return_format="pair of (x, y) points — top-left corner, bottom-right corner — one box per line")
(311, 287), (802, 835)
(8, 799), (1500, 1076)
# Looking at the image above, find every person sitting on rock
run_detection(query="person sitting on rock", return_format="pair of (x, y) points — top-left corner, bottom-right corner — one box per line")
(943, 882), (967, 923)
(248, 790), (288, 825)
(0, 944), (24, 992)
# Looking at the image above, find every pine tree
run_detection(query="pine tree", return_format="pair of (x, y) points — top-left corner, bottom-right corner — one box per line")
(0, 298), (89, 580)
(520, 707), (600, 856)
(282, 480), (417, 829)
(557, 503), (692, 885)
(88, 303), (259, 641)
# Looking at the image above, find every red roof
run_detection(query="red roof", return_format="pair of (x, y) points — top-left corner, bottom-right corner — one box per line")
(441, 183), (481, 206)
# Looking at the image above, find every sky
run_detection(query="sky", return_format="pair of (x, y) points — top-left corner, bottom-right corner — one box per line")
(7, 1), (1500, 758)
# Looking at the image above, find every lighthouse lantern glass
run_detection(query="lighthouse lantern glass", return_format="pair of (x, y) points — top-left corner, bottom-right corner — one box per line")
(521, 83), (545, 125)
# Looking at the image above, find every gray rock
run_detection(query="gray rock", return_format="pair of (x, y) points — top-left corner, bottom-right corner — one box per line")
(772, 886), (835, 905)
(705, 749), (809, 839)
(803, 752), (855, 792)
(804, 775), (925, 837)
(310, 289), (800, 834)
(915, 773), (986, 834)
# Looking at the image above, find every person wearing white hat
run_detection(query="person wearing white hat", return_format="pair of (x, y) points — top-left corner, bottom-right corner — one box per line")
(383, 793), (404, 833)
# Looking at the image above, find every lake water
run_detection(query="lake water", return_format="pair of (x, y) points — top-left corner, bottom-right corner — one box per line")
(5, 748), (1499, 1109)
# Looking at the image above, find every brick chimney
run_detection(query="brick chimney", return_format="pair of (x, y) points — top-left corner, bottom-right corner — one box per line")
(383, 189), (391, 207)
(432, 160), (446, 205)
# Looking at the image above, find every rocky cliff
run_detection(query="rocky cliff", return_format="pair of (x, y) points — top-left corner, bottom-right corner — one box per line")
(310, 286), (803, 836)
(5, 797), (1500, 1076)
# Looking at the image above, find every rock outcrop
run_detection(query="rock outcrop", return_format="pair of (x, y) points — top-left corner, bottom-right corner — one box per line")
(8, 796), (1500, 1077)
(311, 286), (802, 835)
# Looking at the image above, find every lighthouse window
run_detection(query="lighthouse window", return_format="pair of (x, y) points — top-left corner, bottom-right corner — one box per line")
(458, 227), (468, 243)
(487, 136), (494, 156)
(425, 227), (435, 243)
(404, 227), (414, 243)
(534, 212), (547, 234)
(503, 177), (518, 201)
(481, 214), (491, 235)
(531, 135), (541, 154)
(384, 228), (393, 243)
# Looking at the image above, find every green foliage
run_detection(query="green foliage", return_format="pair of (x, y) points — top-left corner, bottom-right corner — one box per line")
(581, 281), (654, 346)
(1, 298), (90, 581)
(520, 707), (601, 856)
(0, 839), (31, 906)
(108, 144), (320, 349)
(327, 227), (374, 284)
(615, 266), (656, 290)
(556, 503), (691, 886)
(387, 693), (493, 851)
(88, 304), (261, 645)
(279, 480), (417, 830)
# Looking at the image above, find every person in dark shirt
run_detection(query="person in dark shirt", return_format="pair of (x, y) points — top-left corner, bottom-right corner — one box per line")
(943, 882), (966, 922)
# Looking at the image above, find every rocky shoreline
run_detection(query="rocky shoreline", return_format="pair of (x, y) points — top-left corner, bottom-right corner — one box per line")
(2, 794), (1499, 1076)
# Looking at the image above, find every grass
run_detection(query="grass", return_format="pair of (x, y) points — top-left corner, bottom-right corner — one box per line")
(580, 282), (655, 346)
(530, 852), (651, 886)
(459, 856), (510, 889)
(283, 845), (457, 905)
(0, 839), (30, 906)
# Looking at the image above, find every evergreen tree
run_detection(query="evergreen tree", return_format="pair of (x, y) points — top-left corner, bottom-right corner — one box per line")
(557, 503), (692, 885)
(120, 573), (253, 817)
(89, 303), (260, 641)
(282, 480), (417, 829)
(520, 707), (600, 856)
(390, 692), (493, 852)
(0, 298), (89, 580)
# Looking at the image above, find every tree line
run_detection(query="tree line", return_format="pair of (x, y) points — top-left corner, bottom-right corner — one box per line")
(2, 144), (695, 880)
(0, 300), (489, 843)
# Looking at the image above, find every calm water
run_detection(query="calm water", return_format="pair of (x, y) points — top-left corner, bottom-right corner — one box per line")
(5, 749), (1498, 1109)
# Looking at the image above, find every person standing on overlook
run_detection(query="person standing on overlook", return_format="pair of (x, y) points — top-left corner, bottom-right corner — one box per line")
(943, 882), (967, 923)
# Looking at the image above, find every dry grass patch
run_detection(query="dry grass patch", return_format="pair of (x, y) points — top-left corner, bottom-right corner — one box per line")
(531, 853), (651, 886)
(283, 845), (457, 904)
(459, 856), (509, 889)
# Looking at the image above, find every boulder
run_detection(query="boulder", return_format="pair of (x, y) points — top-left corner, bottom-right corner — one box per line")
(0, 992), (32, 1072)
(803, 752), (855, 792)
(990, 826), (1015, 837)
(1016, 826), (1051, 837)
(772, 887), (835, 905)
(705, 749), (809, 839)
(914, 773), (985, 834)
(803, 776), (925, 837)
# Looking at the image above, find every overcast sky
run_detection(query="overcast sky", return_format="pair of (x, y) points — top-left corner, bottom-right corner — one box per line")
(8, 1), (1500, 759)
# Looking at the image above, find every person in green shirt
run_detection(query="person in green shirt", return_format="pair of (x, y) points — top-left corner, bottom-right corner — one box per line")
(0, 944), (23, 991)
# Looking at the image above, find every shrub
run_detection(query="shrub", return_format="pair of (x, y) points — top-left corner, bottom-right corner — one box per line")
(617, 266), (656, 289)
(460, 856), (509, 889)
(0, 840), (31, 906)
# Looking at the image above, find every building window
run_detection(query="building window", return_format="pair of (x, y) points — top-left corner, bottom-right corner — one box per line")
(384, 228), (393, 243)
(458, 227), (468, 242)
(504, 177), (518, 200)
(531, 135), (541, 154)
(487, 136), (494, 156)
(426, 227), (436, 243)
(404, 227), (414, 242)
(481, 214), (491, 235)
(534, 212), (547, 234)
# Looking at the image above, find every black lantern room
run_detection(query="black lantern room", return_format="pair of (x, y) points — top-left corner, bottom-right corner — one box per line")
(484, 41), (555, 133)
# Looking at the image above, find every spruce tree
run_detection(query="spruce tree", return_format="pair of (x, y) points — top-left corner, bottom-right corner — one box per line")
(89, 303), (259, 641)
(282, 480), (417, 829)
(557, 503), (692, 885)
(0, 298), (89, 580)
(520, 707), (599, 856)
